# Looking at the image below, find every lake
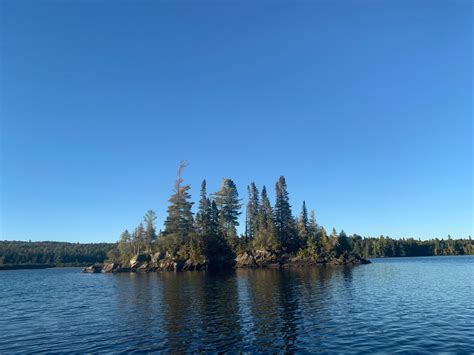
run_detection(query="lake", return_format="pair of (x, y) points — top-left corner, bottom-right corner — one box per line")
(0, 256), (472, 353)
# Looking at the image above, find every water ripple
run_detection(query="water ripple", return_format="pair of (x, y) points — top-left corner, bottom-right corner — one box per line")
(0, 256), (473, 353)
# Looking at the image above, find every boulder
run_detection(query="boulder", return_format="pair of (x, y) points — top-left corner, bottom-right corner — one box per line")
(158, 259), (182, 272)
(82, 264), (102, 273)
(235, 252), (257, 268)
(182, 259), (208, 271)
(129, 254), (150, 267)
(101, 262), (119, 273)
(137, 262), (150, 272)
(151, 252), (163, 264)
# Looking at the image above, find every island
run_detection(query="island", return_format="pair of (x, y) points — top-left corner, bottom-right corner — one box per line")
(83, 163), (373, 273)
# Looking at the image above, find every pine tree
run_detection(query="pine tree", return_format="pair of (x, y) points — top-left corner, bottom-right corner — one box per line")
(132, 223), (145, 255)
(118, 229), (132, 262)
(329, 228), (339, 254)
(201, 199), (235, 268)
(195, 180), (211, 236)
(297, 201), (309, 246)
(320, 226), (331, 254)
(214, 178), (241, 247)
(253, 186), (278, 251)
(336, 229), (350, 255)
(163, 161), (195, 253)
(306, 210), (319, 256)
(144, 210), (157, 253)
(246, 182), (259, 242)
(274, 176), (297, 251)
(209, 200), (220, 237)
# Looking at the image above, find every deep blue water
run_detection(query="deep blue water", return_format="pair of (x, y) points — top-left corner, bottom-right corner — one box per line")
(0, 256), (473, 353)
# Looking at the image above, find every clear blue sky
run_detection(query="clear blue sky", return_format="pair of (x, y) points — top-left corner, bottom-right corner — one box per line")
(1, 0), (472, 243)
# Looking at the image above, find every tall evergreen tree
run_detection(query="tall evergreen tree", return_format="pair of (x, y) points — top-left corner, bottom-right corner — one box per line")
(337, 229), (350, 255)
(274, 176), (297, 251)
(144, 210), (157, 253)
(132, 223), (145, 255)
(118, 229), (132, 262)
(163, 161), (195, 252)
(201, 199), (235, 268)
(214, 178), (241, 247)
(253, 186), (278, 250)
(306, 210), (319, 255)
(329, 228), (339, 254)
(246, 182), (259, 242)
(209, 200), (220, 237)
(320, 226), (331, 254)
(297, 200), (309, 246)
(308, 210), (318, 239)
(195, 180), (211, 236)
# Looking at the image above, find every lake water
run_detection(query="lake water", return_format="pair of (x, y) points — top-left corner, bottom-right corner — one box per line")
(0, 256), (472, 353)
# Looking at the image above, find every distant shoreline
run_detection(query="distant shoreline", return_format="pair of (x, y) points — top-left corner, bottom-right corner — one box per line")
(0, 264), (56, 271)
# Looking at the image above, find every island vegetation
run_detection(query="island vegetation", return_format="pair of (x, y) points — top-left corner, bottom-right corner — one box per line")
(0, 241), (113, 269)
(1, 163), (472, 271)
(89, 162), (472, 272)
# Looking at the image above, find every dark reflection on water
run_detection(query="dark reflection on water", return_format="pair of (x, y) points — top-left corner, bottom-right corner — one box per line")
(0, 256), (473, 353)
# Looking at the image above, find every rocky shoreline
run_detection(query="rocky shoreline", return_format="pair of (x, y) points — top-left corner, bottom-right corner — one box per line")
(82, 250), (370, 273)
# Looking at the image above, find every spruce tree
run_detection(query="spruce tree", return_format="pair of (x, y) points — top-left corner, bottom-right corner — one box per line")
(144, 209), (157, 253)
(337, 230), (350, 255)
(209, 200), (220, 237)
(214, 178), (241, 247)
(195, 180), (211, 236)
(306, 210), (319, 256)
(253, 186), (278, 251)
(246, 182), (259, 242)
(297, 200), (309, 246)
(202, 199), (235, 267)
(163, 161), (195, 253)
(274, 176), (297, 251)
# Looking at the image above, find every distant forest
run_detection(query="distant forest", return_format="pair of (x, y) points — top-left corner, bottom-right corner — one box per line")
(1, 236), (471, 268)
(1, 163), (472, 267)
(0, 241), (113, 266)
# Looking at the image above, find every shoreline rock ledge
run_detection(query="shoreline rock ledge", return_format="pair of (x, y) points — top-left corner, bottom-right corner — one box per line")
(82, 250), (370, 273)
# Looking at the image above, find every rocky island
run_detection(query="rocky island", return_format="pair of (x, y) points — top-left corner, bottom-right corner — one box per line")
(84, 163), (371, 274)
(83, 249), (370, 273)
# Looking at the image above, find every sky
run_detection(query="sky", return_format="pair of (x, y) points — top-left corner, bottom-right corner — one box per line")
(1, 0), (472, 243)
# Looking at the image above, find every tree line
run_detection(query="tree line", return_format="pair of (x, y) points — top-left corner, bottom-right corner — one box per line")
(0, 241), (114, 266)
(1, 163), (471, 267)
(109, 162), (473, 266)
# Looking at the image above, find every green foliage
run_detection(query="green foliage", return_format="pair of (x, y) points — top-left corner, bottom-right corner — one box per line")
(6, 160), (471, 270)
(297, 201), (309, 247)
(27, 164), (466, 270)
(117, 230), (133, 264)
(214, 178), (242, 248)
(337, 230), (351, 256)
(274, 176), (297, 252)
(350, 235), (474, 258)
(252, 186), (279, 251)
(246, 182), (259, 242)
(0, 241), (113, 266)
(195, 180), (211, 236)
(163, 161), (195, 253)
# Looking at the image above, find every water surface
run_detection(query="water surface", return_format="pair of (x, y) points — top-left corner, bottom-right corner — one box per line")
(0, 256), (472, 353)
